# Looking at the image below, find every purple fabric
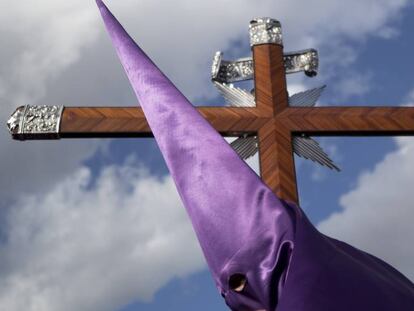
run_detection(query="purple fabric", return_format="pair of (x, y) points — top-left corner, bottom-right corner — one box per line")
(96, 1), (414, 310)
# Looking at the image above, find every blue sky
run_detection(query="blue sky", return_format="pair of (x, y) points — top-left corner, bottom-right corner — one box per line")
(0, 1), (413, 310)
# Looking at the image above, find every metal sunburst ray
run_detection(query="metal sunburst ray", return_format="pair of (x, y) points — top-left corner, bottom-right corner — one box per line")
(293, 136), (340, 171)
(230, 135), (258, 160)
(289, 85), (326, 107)
(213, 81), (255, 107)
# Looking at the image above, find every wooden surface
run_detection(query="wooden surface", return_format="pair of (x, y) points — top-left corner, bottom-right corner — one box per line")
(61, 107), (268, 137)
(61, 106), (414, 137)
(57, 43), (414, 205)
(253, 44), (298, 203)
(280, 107), (414, 135)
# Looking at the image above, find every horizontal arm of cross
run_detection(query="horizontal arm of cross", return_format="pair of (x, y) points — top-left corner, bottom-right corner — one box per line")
(56, 106), (414, 138)
(59, 106), (269, 138)
(278, 107), (414, 136)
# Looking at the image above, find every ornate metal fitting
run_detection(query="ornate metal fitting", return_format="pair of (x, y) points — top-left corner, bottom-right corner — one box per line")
(249, 17), (282, 46)
(211, 49), (318, 83)
(7, 105), (64, 140)
(211, 52), (254, 83)
(211, 52), (222, 80)
(284, 49), (318, 77)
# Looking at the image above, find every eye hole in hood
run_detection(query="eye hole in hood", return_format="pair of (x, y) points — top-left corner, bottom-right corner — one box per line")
(229, 273), (248, 292)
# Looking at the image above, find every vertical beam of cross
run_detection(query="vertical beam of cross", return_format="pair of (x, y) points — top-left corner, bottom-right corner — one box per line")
(254, 44), (298, 203)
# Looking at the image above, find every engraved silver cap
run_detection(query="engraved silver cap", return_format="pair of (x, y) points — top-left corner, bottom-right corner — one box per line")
(249, 17), (282, 46)
(7, 105), (64, 140)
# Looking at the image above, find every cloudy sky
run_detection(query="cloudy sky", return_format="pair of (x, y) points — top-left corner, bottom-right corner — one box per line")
(0, 0), (413, 310)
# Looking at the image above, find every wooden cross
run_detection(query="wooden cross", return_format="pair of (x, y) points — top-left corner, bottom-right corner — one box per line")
(7, 18), (414, 205)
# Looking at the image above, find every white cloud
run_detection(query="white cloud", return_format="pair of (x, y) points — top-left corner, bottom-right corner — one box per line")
(0, 132), (105, 204)
(0, 0), (100, 107)
(0, 158), (204, 311)
(330, 72), (373, 102)
(0, 0), (104, 202)
(318, 136), (414, 281)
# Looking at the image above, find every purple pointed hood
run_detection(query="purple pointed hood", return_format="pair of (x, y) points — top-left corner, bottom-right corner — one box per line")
(95, 2), (414, 310)
(95, 1), (295, 308)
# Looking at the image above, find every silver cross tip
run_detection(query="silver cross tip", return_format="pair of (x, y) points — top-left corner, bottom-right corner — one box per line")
(7, 105), (64, 140)
(249, 17), (282, 46)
